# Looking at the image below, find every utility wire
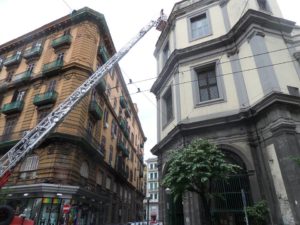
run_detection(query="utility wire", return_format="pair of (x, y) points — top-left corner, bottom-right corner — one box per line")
(101, 44), (297, 91)
(105, 58), (298, 98)
(61, 0), (73, 11)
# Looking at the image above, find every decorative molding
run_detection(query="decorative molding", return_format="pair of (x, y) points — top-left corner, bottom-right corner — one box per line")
(219, 0), (229, 7)
(247, 30), (266, 42)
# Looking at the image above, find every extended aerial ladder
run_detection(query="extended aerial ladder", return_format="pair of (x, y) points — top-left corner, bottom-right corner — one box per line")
(0, 11), (167, 187)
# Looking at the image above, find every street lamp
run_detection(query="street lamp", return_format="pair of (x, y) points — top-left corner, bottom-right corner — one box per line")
(145, 196), (151, 225)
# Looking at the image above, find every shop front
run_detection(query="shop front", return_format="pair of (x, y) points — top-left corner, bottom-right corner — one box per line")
(2, 184), (109, 225)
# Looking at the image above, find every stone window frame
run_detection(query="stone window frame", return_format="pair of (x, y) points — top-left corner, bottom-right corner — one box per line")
(191, 60), (226, 107)
(187, 9), (212, 42)
(162, 41), (170, 66)
(80, 161), (89, 178)
(19, 155), (39, 180)
(161, 84), (174, 128)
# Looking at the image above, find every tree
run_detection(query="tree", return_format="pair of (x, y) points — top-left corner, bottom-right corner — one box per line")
(246, 200), (269, 225)
(162, 139), (240, 225)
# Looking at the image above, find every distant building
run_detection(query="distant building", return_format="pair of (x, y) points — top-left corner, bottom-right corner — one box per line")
(151, 0), (300, 225)
(0, 7), (146, 225)
(144, 157), (159, 222)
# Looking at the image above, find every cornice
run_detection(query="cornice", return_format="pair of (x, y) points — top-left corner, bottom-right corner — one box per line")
(0, 7), (115, 55)
(151, 92), (300, 155)
(151, 9), (295, 94)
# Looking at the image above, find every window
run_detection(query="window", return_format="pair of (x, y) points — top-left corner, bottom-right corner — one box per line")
(154, 172), (158, 179)
(162, 87), (173, 126)
(57, 52), (64, 62)
(47, 80), (57, 92)
(80, 161), (89, 178)
(6, 71), (14, 82)
(63, 29), (71, 35)
(2, 118), (17, 137)
(197, 65), (219, 102)
(109, 145), (113, 165)
(12, 90), (26, 102)
(96, 169), (103, 185)
(190, 12), (211, 40)
(111, 119), (118, 138)
(103, 109), (109, 128)
(19, 155), (39, 180)
(37, 109), (50, 123)
(106, 177), (111, 190)
(27, 63), (35, 73)
(87, 118), (95, 135)
(154, 193), (158, 200)
(257, 0), (269, 11)
(162, 42), (170, 65)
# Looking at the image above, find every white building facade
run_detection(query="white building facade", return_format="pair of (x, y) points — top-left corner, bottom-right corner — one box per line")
(151, 0), (300, 225)
(144, 157), (160, 222)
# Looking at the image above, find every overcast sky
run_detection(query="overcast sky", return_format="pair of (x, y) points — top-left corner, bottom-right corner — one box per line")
(0, 0), (299, 160)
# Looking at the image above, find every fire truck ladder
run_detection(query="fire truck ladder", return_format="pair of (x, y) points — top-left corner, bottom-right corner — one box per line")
(0, 11), (167, 185)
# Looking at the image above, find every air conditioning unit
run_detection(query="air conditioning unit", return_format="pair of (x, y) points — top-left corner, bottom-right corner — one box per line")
(104, 122), (109, 128)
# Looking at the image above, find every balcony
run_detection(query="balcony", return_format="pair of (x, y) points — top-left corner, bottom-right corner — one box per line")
(124, 107), (131, 118)
(119, 96), (127, 109)
(11, 71), (32, 84)
(33, 91), (58, 106)
(3, 53), (22, 67)
(42, 60), (63, 76)
(23, 45), (43, 59)
(0, 130), (26, 150)
(0, 80), (8, 93)
(52, 35), (72, 49)
(89, 101), (103, 120)
(1, 101), (24, 115)
(96, 79), (106, 94)
(98, 46), (109, 63)
(117, 141), (129, 157)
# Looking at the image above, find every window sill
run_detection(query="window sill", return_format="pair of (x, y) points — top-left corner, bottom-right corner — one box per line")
(195, 98), (225, 107)
(190, 32), (213, 43)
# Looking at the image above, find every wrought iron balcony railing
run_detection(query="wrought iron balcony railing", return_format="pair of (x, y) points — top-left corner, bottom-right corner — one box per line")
(52, 35), (72, 49)
(42, 60), (63, 75)
(96, 79), (106, 94)
(1, 100), (24, 115)
(3, 53), (22, 67)
(33, 91), (58, 106)
(11, 71), (32, 83)
(98, 46), (109, 63)
(89, 101), (103, 120)
(117, 141), (129, 157)
(23, 45), (43, 59)
(119, 96), (127, 109)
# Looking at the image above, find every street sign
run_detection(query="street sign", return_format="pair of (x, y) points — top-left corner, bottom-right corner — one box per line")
(63, 204), (71, 214)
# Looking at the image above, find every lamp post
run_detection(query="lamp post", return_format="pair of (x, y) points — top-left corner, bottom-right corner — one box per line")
(165, 188), (171, 225)
(145, 196), (151, 225)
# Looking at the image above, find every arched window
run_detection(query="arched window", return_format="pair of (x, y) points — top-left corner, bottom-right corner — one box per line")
(80, 161), (89, 178)
(211, 150), (252, 225)
(19, 155), (39, 179)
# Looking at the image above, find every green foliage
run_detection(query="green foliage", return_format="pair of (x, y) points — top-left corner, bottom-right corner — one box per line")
(162, 139), (240, 201)
(290, 156), (300, 166)
(246, 200), (269, 225)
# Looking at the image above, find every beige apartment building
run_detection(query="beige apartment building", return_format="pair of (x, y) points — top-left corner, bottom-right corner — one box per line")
(0, 7), (146, 225)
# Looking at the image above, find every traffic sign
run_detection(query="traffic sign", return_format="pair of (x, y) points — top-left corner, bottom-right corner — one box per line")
(63, 204), (71, 214)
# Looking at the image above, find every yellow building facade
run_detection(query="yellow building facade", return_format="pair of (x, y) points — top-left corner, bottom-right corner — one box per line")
(0, 7), (146, 225)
